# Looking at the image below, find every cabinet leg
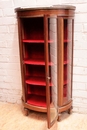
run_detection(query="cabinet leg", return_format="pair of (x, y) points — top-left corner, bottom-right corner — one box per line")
(57, 114), (61, 121)
(68, 107), (72, 114)
(24, 108), (29, 116)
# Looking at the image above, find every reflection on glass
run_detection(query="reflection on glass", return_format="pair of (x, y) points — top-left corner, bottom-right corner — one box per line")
(63, 19), (72, 104)
(48, 17), (58, 123)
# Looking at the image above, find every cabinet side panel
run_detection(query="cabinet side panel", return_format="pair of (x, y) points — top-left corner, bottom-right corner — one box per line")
(17, 18), (26, 102)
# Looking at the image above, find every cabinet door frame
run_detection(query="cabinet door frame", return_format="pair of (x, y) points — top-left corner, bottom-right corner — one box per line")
(44, 15), (58, 128)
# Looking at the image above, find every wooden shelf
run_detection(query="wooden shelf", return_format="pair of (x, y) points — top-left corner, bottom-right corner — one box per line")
(23, 39), (53, 43)
(26, 77), (52, 86)
(64, 39), (70, 43)
(23, 39), (70, 44)
(64, 80), (68, 85)
(24, 59), (53, 66)
(64, 60), (69, 65)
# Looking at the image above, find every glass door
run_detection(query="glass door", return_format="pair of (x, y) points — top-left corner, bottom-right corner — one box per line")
(44, 15), (58, 128)
(63, 18), (73, 105)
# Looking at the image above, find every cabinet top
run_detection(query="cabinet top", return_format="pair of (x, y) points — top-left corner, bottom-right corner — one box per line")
(15, 5), (76, 12)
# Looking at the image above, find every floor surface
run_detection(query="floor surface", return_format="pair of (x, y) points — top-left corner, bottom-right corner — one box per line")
(0, 102), (87, 130)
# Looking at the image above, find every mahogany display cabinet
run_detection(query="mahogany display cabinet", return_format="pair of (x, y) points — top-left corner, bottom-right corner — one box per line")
(15, 5), (75, 128)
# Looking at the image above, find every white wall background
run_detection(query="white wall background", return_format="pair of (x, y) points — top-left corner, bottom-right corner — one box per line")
(0, 0), (87, 114)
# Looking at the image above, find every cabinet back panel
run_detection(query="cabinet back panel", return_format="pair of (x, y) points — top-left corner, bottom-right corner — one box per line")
(64, 65), (67, 82)
(64, 42), (67, 62)
(63, 85), (67, 97)
(26, 65), (45, 77)
(24, 43), (45, 60)
(22, 17), (44, 40)
(64, 19), (68, 41)
(28, 85), (46, 96)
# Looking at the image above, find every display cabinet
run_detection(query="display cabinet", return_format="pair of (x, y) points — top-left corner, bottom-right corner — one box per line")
(15, 5), (75, 128)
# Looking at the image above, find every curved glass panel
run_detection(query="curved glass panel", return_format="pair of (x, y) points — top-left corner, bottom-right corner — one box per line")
(63, 19), (73, 104)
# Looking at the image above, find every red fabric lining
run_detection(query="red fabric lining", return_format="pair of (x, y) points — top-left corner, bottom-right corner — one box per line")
(64, 19), (68, 41)
(28, 85), (46, 96)
(64, 60), (69, 65)
(64, 80), (68, 85)
(25, 65), (45, 78)
(27, 95), (47, 107)
(22, 17), (44, 40)
(64, 39), (70, 43)
(24, 43), (44, 61)
(64, 20), (68, 98)
(64, 65), (67, 82)
(63, 85), (67, 97)
(64, 42), (67, 62)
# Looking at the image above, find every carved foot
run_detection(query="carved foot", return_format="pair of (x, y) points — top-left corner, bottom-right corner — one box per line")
(68, 107), (72, 114)
(57, 114), (61, 121)
(24, 108), (29, 116)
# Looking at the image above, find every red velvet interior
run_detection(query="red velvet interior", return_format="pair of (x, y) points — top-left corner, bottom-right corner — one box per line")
(22, 18), (69, 106)
(25, 65), (47, 85)
(22, 17), (53, 107)
(63, 65), (67, 97)
(28, 85), (46, 96)
(24, 43), (44, 61)
(63, 85), (67, 97)
(64, 42), (67, 62)
(64, 19), (68, 98)
(63, 19), (68, 98)
(23, 43), (53, 65)
(64, 60), (68, 65)
(25, 65), (45, 78)
(27, 95), (47, 107)
(25, 65), (52, 84)
(64, 80), (68, 85)
(22, 17), (44, 40)
(27, 84), (52, 107)
(64, 19), (68, 41)
(64, 65), (67, 83)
